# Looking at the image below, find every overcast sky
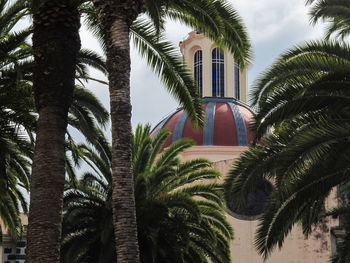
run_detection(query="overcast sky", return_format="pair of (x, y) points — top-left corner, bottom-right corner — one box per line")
(78, 0), (325, 135)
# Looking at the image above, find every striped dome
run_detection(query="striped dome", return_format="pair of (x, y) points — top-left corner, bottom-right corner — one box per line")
(151, 97), (254, 149)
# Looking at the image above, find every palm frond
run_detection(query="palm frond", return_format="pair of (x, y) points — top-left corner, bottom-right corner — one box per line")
(131, 18), (204, 127)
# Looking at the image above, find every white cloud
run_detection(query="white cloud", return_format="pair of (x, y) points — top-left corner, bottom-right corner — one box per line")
(232, 0), (323, 43)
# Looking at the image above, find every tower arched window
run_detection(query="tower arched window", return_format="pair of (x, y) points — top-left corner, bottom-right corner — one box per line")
(234, 63), (240, 100)
(194, 50), (203, 96)
(212, 48), (225, 97)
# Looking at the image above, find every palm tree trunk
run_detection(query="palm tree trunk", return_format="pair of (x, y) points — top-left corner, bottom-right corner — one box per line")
(26, 1), (80, 262)
(92, 1), (144, 262)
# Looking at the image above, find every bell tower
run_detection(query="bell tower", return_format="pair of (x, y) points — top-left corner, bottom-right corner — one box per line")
(151, 31), (336, 263)
(179, 31), (248, 103)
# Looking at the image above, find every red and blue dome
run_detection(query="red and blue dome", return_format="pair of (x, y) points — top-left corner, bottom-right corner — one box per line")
(151, 97), (254, 149)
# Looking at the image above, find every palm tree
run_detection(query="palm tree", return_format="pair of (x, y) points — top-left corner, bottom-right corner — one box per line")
(61, 130), (115, 263)
(0, 4), (113, 263)
(307, 0), (350, 40)
(0, 0), (110, 243)
(0, 81), (108, 235)
(88, 1), (250, 260)
(26, 0), (81, 261)
(224, 1), (350, 261)
(0, 69), (109, 237)
(62, 125), (233, 263)
(0, 83), (33, 239)
(0, 1), (110, 260)
(0, 0), (34, 240)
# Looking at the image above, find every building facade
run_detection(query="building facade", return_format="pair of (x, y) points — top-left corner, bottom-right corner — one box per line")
(0, 214), (27, 263)
(152, 31), (339, 263)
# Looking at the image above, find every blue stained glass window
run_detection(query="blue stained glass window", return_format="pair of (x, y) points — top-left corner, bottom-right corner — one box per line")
(234, 63), (240, 100)
(194, 50), (203, 96)
(212, 48), (224, 97)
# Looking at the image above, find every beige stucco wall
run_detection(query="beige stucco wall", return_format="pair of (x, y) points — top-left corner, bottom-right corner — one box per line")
(179, 31), (248, 103)
(0, 213), (27, 236)
(180, 146), (339, 263)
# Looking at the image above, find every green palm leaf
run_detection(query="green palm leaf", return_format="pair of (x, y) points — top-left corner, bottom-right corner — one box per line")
(62, 125), (233, 263)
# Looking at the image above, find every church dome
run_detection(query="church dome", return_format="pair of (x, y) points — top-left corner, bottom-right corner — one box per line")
(151, 97), (254, 149)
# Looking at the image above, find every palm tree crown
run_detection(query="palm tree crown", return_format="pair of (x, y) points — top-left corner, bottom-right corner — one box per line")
(307, 0), (350, 40)
(225, 1), (350, 262)
(62, 125), (233, 263)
